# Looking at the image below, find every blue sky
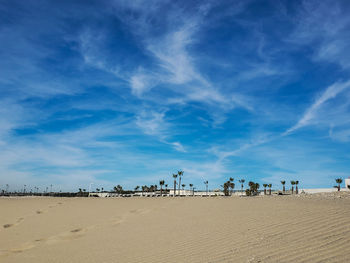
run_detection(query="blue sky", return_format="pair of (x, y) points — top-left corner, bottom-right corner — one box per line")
(0, 0), (350, 192)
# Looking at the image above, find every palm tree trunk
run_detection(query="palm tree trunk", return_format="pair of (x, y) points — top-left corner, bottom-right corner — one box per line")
(283, 186), (285, 193)
(174, 180), (176, 197)
(292, 186), (294, 194)
(178, 177), (181, 196)
(160, 186), (163, 196)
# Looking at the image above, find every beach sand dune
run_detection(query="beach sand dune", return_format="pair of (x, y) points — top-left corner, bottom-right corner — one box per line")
(1, 194), (349, 262)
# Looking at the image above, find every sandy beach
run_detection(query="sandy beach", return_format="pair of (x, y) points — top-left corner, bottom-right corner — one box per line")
(1, 194), (350, 263)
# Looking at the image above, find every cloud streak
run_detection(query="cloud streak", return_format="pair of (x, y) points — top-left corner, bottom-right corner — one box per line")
(284, 80), (350, 135)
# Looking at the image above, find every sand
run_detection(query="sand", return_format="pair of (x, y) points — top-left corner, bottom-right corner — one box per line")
(1, 193), (350, 263)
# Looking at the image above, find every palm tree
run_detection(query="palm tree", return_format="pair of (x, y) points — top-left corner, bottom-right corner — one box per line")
(291, 181), (296, 194)
(335, 178), (343, 191)
(141, 186), (145, 196)
(247, 181), (259, 196)
(114, 185), (123, 194)
(239, 179), (245, 193)
(165, 184), (168, 194)
(134, 186), (140, 192)
(263, 184), (268, 195)
(295, 181), (299, 194)
(173, 173), (178, 197)
(189, 184), (193, 196)
(222, 181), (230, 196)
(181, 184), (186, 196)
(229, 182), (235, 196)
(159, 180), (165, 196)
(256, 183), (260, 194)
(177, 171), (184, 195)
(281, 181), (286, 193)
(204, 181), (209, 196)
(229, 178), (234, 195)
(268, 184), (272, 195)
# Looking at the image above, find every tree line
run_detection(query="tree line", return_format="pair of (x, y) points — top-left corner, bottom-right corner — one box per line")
(1, 177), (348, 197)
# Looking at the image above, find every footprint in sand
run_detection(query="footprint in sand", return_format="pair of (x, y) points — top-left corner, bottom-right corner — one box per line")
(70, 228), (82, 233)
(3, 217), (24, 229)
(45, 227), (91, 245)
(10, 244), (35, 254)
(0, 242), (36, 258)
(0, 226), (90, 258)
(111, 217), (124, 226)
(36, 210), (43, 214)
(129, 208), (149, 215)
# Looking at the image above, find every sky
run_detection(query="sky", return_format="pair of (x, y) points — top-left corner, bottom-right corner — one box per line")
(0, 0), (350, 192)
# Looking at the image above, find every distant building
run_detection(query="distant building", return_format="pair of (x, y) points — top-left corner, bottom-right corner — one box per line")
(168, 189), (225, 196)
(345, 178), (350, 190)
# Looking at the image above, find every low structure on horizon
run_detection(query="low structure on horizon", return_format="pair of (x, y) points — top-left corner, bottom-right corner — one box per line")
(345, 178), (350, 190)
(87, 180), (350, 198)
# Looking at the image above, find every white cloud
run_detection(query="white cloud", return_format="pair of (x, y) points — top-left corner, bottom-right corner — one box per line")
(146, 24), (204, 85)
(129, 68), (159, 96)
(75, 1), (255, 127)
(169, 141), (186, 153)
(291, 0), (350, 69)
(210, 134), (274, 162)
(79, 29), (126, 80)
(135, 110), (187, 152)
(329, 127), (350, 142)
(136, 110), (167, 136)
(284, 80), (350, 135)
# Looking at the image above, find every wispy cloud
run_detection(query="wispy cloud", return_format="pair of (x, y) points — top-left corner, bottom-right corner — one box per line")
(146, 23), (205, 85)
(284, 80), (350, 135)
(211, 79), (350, 161)
(135, 110), (186, 152)
(129, 68), (158, 96)
(291, 0), (350, 69)
(329, 126), (350, 142)
(136, 110), (167, 136)
(209, 133), (275, 162)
